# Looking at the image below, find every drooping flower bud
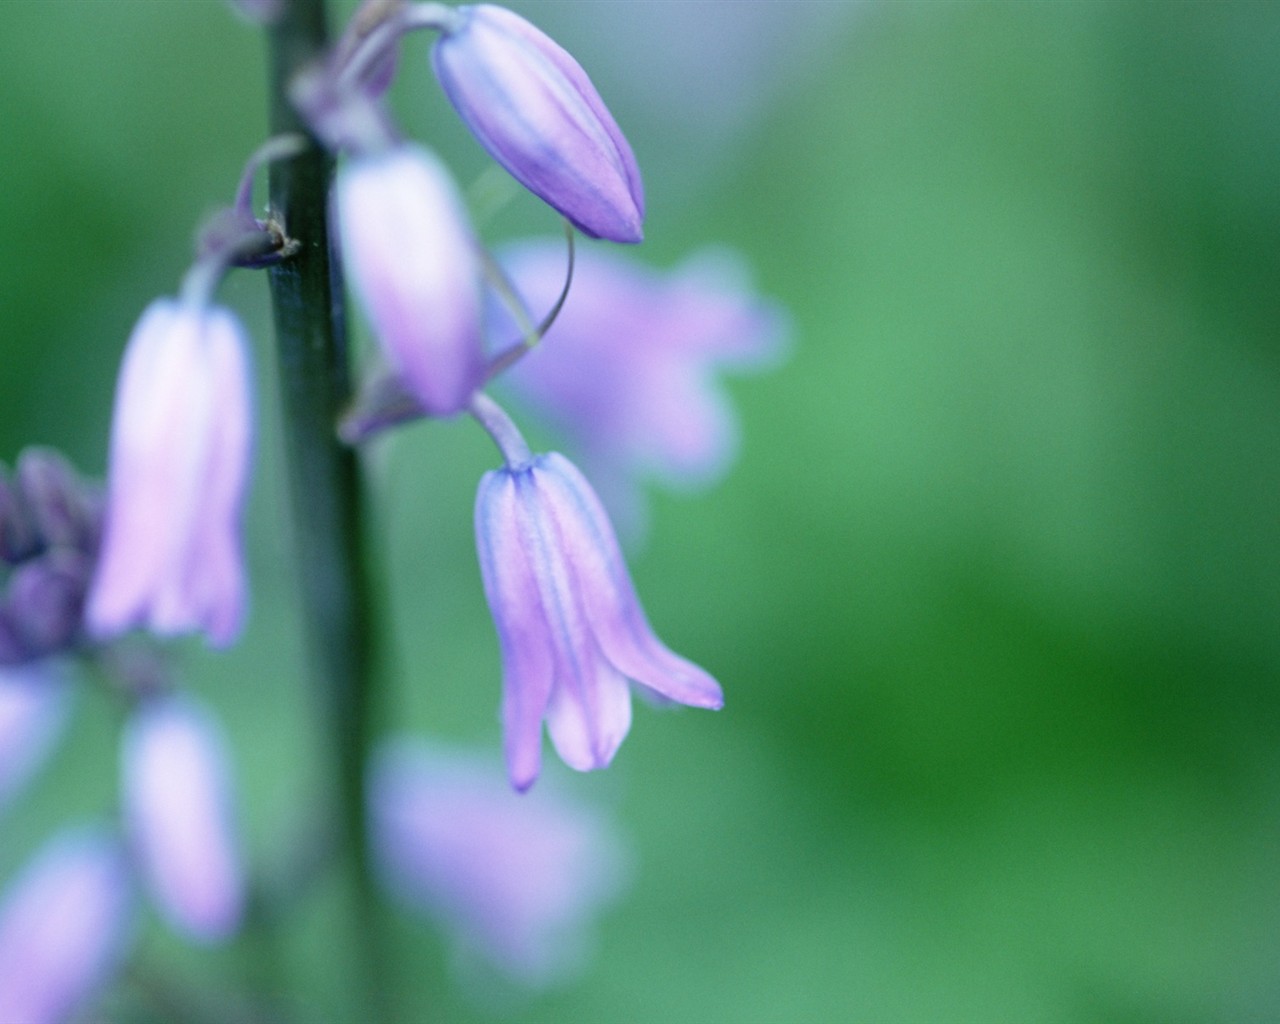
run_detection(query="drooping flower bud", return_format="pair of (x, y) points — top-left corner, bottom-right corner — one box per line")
(121, 694), (245, 943)
(370, 739), (630, 986)
(0, 828), (132, 1024)
(85, 298), (252, 647)
(475, 450), (722, 790)
(337, 144), (486, 417)
(432, 4), (645, 243)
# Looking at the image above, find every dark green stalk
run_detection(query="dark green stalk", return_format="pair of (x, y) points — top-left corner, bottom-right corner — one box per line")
(263, 1), (388, 1015)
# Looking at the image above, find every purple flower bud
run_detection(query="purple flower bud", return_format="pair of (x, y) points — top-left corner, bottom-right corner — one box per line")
(86, 299), (252, 647)
(494, 242), (790, 531)
(0, 470), (38, 565)
(337, 145), (486, 417)
(6, 551), (91, 660)
(0, 828), (132, 1024)
(0, 665), (71, 811)
(432, 4), (645, 243)
(121, 695), (244, 943)
(370, 739), (629, 986)
(475, 452), (722, 790)
(15, 448), (100, 555)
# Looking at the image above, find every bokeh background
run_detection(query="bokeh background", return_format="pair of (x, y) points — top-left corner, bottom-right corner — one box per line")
(2, 1), (1278, 1021)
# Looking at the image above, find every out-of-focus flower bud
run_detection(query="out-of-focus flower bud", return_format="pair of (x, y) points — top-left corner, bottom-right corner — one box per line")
(432, 4), (645, 243)
(121, 694), (245, 943)
(337, 144), (486, 417)
(5, 552), (91, 660)
(14, 449), (100, 555)
(0, 665), (71, 811)
(370, 739), (630, 987)
(0, 827), (133, 1024)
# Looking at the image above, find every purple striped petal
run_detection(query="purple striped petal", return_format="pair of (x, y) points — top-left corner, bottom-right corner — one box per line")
(432, 4), (644, 242)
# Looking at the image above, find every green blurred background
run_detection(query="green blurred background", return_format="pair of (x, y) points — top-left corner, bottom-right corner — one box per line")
(2, 1), (1278, 1021)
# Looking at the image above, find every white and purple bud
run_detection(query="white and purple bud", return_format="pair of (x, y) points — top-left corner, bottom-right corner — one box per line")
(85, 298), (252, 648)
(432, 4), (645, 243)
(0, 828), (133, 1024)
(0, 665), (71, 811)
(337, 143), (486, 417)
(121, 694), (245, 943)
(370, 739), (630, 986)
(475, 449), (723, 791)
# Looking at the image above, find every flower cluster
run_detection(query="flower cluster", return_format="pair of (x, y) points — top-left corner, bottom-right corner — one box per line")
(0, 1), (786, 1017)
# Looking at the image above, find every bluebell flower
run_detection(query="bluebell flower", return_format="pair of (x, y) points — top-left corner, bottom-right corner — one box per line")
(475, 450), (722, 790)
(370, 738), (629, 987)
(432, 4), (645, 242)
(85, 299), (252, 647)
(337, 144), (486, 416)
(493, 241), (789, 531)
(0, 827), (132, 1024)
(121, 694), (244, 943)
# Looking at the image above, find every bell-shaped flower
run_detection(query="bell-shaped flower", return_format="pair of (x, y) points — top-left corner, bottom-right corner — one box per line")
(0, 827), (133, 1024)
(85, 299), (252, 647)
(370, 738), (629, 987)
(337, 144), (486, 417)
(475, 451), (723, 790)
(0, 664), (71, 811)
(432, 4), (645, 243)
(121, 694), (245, 943)
(493, 241), (789, 531)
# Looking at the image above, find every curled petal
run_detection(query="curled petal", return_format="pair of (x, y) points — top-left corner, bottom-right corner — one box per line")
(0, 828), (132, 1024)
(121, 695), (245, 942)
(433, 5), (644, 242)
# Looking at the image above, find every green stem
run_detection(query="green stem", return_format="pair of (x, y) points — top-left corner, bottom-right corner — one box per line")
(263, 0), (388, 1015)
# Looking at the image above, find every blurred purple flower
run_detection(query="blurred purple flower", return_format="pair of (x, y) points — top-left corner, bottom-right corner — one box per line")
(432, 4), (644, 242)
(475, 451), (722, 791)
(494, 241), (789, 531)
(337, 144), (486, 417)
(121, 694), (244, 943)
(0, 827), (132, 1024)
(370, 738), (629, 986)
(85, 299), (252, 647)
(0, 664), (71, 811)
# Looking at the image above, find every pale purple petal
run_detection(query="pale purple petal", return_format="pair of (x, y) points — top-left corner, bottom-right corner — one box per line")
(337, 145), (485, 417)
(121, 695), (244, 942)
(369, 739), (630, 987)
(433, 4), (644, 242)
(0, 828), (132, 1024)
(535, 454), (723, 710)
(85, 299), (252, 647)
(0, 665), (71, 811)
(476, 470), (554, 791)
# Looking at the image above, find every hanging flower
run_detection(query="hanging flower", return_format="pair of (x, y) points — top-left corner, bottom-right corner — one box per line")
(337, 144), (487, 417)
(85, 298), (252, 647)
(475, 448), (722, 790)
